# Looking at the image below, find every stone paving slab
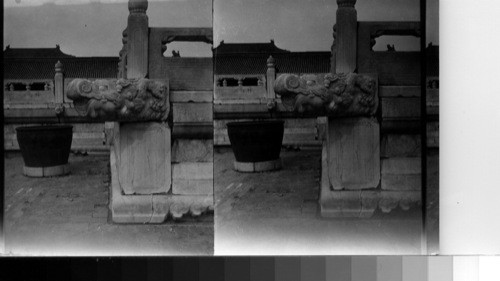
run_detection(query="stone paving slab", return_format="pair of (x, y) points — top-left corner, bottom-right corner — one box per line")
(3, 152), (213, 256)
(214, 147), (424, 255)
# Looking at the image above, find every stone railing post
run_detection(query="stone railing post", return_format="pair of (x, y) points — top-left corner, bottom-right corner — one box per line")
(334, 0), (357, 73)
(54, 61), (64, 103)
(118, 28), (128, 79)
(278, 0), (377, 218)
(266, 55), (276, 99)
(127, 0), (149, 78)
(322, 0), (379, 218)
(66, 78), (172, 223)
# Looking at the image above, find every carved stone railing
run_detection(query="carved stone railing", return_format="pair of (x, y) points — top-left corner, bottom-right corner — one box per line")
(156, 27), (213, 46)
(216, 75), (266, 87)
(3, 61), (74, 121)
(357, 21), (421, 86)
(214, 74), (267, 102)
(66, 78), (169, 122)
(3, 80), (55, 106)
(274, 72), (378, 117)
(363, 21), (421, 50)
(4, 80), (53, 92)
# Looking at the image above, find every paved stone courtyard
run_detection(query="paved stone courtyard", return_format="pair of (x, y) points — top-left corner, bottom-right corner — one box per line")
(3, 152), (213, 256)
(215, 147), (426, 255)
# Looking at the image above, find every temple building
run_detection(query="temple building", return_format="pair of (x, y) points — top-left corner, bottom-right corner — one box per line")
(213, 40), (331, 146)
(213, 40), (438, 147)
(3, 45), (119, 151)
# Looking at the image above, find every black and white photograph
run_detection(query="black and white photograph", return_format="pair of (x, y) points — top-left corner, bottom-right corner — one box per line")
(3, 0), (214, 255)
(213, 0), (439, 255)
(5, 0), (500, 277)
(2, 0), (444, 257)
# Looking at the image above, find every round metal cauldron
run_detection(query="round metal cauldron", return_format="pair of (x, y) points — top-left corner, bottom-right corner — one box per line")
(226, 120), (284, 172)
(16, 125), (73, 177)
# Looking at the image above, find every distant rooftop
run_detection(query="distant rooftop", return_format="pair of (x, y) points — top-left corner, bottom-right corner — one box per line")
(4, 57), (120, 80)
(215, 42), (439, 76)
(215, 52), (331, 75)
(213, 40), (291, 55)
(3, 45), (75, 59)
(3, 45), (119, 79)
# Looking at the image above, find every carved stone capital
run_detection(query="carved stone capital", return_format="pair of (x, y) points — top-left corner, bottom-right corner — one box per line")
(128, 0), (148, 13)
(266, 55), (275, 67)
(66, 78), (169, 122)
(337, 0), (356, 8)
(274, 73), (378, 117)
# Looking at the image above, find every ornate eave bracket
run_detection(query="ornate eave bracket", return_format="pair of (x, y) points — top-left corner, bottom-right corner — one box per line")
(274, 73), (378, 117)
(66, 78), (169, 122)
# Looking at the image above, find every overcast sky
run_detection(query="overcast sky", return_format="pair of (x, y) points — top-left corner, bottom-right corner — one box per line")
(4, 0), (438, 56)
(3, 0), (213, 57)
(214, 0), (438, 51)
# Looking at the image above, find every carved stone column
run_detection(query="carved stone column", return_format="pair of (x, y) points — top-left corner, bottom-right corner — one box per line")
(323, 0), (380, 218)
(67, 78), (175, 222)
(266, 56), (276, 99)
(127, 0), (149, 79)
(335, 0), (357, 73)
(54, 61), (64, 103)
(275, 71), (381, 218)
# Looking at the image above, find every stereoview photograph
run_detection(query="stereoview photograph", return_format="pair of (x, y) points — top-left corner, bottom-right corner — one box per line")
(2, 0), (439, 256)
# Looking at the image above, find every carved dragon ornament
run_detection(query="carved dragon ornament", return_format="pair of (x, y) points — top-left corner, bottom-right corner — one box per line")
(274, 73), (378, 117)
(66, 78), (169, 121)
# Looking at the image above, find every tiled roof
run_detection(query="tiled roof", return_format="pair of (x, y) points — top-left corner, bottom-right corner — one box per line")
(215, 52), (331, 75)
(215, 47), (439, 76)
(3, 45), (75, 59)
(4, 57), (119, 79)
(213, 40), (290, 55)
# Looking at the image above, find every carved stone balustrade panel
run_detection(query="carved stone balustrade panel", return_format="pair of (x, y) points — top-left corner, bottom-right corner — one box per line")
(274, 73), (378, 117)
(66, 78), (169, 122)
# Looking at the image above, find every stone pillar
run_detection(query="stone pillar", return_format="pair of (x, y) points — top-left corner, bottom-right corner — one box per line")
(117, 122), (171, 195)
(322, 0), (380, 218)
(335, 0), (357, 73)
(126, 0), (149, 78)
(330, 24), (337, 73)
(327, 117), (380, 191)
(54, 61), (64, 103)
(266, 55), (276, 99)
(67, 78), (179, 223)
(118, 28), (128, 79)
(274, 71), (381, 217)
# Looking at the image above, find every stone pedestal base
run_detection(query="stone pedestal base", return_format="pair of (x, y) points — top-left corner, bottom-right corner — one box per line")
(109, 144), (213, 223)
(23, 164), (70, 177)
(116, 122), (171, 195)
(234, 159), (282, 173)
(327, 117), (380, 190)
(319, 143), (420, 218)
(172, 162), (213, 195)
(108, 122), (212, 223)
